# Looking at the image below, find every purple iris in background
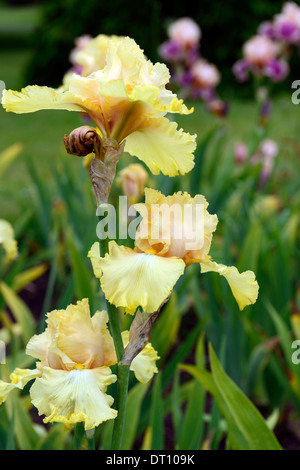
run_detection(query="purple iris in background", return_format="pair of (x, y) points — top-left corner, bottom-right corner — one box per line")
(264, 59), (289, 82)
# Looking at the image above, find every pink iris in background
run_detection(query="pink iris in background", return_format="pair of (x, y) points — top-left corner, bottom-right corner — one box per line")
(233, 35), (289, 84)
(158, 17), (227, 116)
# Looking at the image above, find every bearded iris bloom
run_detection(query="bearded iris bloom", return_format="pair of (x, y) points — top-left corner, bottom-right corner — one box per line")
(89, 188), (259, 315)
(2, 36), (196, 177)
(0, 299), (158, 430)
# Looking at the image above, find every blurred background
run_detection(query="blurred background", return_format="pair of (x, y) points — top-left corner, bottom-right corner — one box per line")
(0, 0), (300, 451)
(2, 0), (300, 89)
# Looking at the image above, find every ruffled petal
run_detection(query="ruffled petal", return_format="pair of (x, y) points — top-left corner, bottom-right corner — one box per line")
(88, 242), (103, 278)
(0, 368), (40, 405)
(124, 116), (196, 176)
(0, 381), (16, 405)
(47, 299), (104, 370)
(2, 85), (84, 114)
(129, 84), (192, 115)
(69, 72), (128, 103)
(0, 219), (18, 264)
(66, 34), (192, 114)
(30, 366), (117, 430)
(91, 310), (117, 366)
(134, 188), (218, 263)
(10, 368), (41, 388)
(88, 241), (185, 314)
(26, 299), (116, 370)
(122, 331), (159, 383)
(74, 34), (112, 76)
(200, 259), (259, 310)
(26, 330), (52, 363)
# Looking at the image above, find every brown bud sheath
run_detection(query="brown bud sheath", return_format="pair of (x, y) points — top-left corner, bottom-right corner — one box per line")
(120, 297), (169, 366)
(64, 127), (125, 205)
(89, 138), (125, 205)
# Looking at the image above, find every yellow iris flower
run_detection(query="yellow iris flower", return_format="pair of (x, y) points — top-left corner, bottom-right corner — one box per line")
(88, 188), (259, 315)
(0, 299), (159, 430)
(0, 219), (18, 265)
(2, 36), (196, 177)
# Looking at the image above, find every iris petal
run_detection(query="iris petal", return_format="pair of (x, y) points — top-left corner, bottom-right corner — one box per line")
(30, 366), (117, 430)
(88, 241), (185, 314)
(200, 259), (259, 310)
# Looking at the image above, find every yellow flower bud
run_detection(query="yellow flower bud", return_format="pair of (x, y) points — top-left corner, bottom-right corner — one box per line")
(117, 163), (148, 204)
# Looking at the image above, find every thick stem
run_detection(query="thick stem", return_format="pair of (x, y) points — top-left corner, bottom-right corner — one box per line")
(99, 237), (109, 258)
(98, 218), (129, 450)
(87, 436), (95, 450)
(85, 136), (129, 449)
(107, 301), (124, 363)
(98, 230), (124, 362)
(111, 364), (130, 450)
(73, 422), (85, 450)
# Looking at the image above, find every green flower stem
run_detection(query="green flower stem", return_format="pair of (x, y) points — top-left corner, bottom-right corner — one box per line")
(98, 236), (124, 362)
(87, 435), (96, 450)
(111, 363), (130, 450)
(73, 422), (85, 450)
(106, 301), (125, 362)
(98, 229), (130, 450)
(99, 237), (109, 257)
